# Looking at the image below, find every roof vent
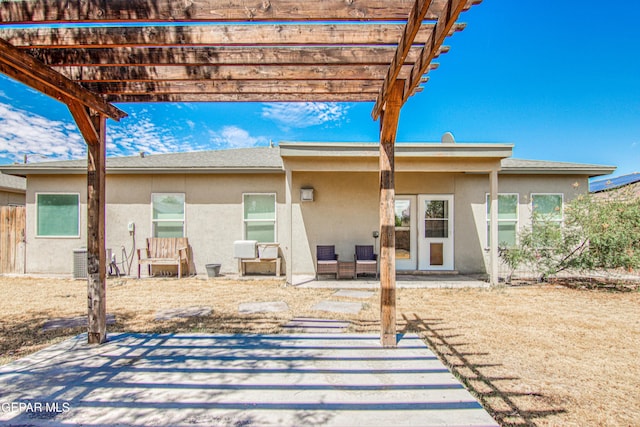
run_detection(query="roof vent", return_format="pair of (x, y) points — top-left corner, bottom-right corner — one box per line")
(441, 132), (455, 144)
(139, 151), (146, 158)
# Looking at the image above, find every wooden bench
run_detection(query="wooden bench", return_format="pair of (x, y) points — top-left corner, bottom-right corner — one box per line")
(239, 243), (281, 277)
(137, 237), (190, 279)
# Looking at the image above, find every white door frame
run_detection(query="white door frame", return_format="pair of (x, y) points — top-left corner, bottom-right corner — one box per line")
(395, 195), (417, 271)
(417, 194), (454, 271)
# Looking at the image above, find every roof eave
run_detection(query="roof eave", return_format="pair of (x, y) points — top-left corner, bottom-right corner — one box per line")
(0, 166), (284, 175)
(279, 142), (514, 159)
(500, 166), (616, 177)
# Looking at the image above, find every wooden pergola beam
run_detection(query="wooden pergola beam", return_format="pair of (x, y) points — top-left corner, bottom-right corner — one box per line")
(372, 0), (434, 120)
(373, 0), (469, 119)
(0, 23), (465, 48)
(27, 46), (443, 67)
(0, 37), (125, 121)
(403, 0), (470, 103)
(0, 0), (464, 23)
(104, 93), (378, 103)
(87, 80), (386, 95)
(52, 64), (426, 83)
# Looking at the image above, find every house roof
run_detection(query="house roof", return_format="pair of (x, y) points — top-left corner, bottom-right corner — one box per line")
(0, 144), (615, 177)
(0, 147), (284, 175)
(590, 172), (640, 192)
(279, 141), (514, 158)
(500, 158), (616, 177)
(0, 172), (26, 193)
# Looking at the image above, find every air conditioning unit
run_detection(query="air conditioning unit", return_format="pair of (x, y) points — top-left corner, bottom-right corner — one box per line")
(233, 240), (257, 259)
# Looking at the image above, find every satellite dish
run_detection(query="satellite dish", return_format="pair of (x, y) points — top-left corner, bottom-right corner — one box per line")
(441, 132), (455, 144)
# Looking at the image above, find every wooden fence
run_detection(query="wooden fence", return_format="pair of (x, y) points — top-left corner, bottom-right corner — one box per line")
(1, 206), (25, 274)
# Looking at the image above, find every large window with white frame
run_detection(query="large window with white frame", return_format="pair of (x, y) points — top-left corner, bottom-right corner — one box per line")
(531, 193), (563, 227)
(486, 193), (519, 247)
(243, 193), (276, 242)
(36, 193), (80, 237)
(152, 193), (185, 238)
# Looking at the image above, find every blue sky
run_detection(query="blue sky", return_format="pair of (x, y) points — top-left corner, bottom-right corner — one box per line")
(1, 0), (638, 178)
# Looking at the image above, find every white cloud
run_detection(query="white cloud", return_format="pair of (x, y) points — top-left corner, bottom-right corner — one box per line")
(106, 112), (206, 157)
(209, 126), (267, 148)
(0, 102), (85, 162)
(261, 102), (349, 130)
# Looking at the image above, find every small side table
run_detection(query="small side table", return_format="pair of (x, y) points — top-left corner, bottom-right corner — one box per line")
(338, 261), (355, 279)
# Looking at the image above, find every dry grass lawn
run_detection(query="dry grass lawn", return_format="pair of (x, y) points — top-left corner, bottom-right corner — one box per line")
(1, 275), (639, 426)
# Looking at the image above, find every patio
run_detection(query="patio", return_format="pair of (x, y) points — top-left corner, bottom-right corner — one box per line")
(293, 274), (490, 289)
(0, 332), (497, 427)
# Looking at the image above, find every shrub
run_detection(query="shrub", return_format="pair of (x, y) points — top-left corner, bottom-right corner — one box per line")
(499, 191), (640, 281)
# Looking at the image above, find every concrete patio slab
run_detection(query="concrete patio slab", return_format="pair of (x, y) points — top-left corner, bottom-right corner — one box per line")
(238, 301), (289, 314)
(294, 274), (490, 289)
(282, 318), (350, 333)
(333, 289), (375, 299)
(312, 300), (363, 314)
(0, 333), (497, 427)
(42, 313), (116, 331)
(154, 306), (212, 321)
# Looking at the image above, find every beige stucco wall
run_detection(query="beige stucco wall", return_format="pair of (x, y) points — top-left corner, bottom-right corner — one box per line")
(289, 171), (590, 276)
(460, 174), (589, 274)
(25, 173), (286, 276)
(23, 170), (590, 277)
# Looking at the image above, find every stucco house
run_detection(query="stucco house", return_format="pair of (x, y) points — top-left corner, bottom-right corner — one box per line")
(0, 141), (615, 283)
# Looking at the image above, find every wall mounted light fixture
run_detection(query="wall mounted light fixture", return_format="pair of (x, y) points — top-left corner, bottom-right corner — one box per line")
(300, 187), (314, 202)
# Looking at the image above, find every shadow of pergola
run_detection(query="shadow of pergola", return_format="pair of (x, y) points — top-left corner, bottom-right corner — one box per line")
(0, 332), (496, 426)
(401, 313), (567, 427)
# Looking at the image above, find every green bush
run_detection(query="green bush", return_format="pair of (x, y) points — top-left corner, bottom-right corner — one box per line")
(499, 191), (640, 281)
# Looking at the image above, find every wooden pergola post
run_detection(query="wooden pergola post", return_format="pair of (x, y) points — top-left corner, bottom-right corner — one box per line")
(69, 102), (108, 344)
(87, 113), (107, 344)
(379, 80), (404, 348)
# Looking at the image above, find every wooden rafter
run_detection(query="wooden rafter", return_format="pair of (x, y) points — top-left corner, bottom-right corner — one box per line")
(0, 37), (125, 120)
(53, 64), (436, 82)
(0, 0), (477, 23)
(0, 24), (465, 48)
(26, 46), (441, 67)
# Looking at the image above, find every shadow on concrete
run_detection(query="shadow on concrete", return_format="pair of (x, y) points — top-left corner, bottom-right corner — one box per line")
(0, 332), (498, 426)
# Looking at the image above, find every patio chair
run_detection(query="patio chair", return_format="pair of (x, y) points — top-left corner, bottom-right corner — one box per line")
(355, 245), (378, 279)
(316, 245), (339, 279)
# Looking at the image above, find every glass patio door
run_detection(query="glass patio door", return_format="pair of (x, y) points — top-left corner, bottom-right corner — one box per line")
(418, 195), (454, 270)
(395, 196), (417, 270)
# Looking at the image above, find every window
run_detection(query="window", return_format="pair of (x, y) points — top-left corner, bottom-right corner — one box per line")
(424, 200), (449, 238)
(243, 193), (276, 242)
(486, 194), (518, 247)
(532, 194), (563, 225)
(36, 193), (80, 237)
(152, 193), (185, 237)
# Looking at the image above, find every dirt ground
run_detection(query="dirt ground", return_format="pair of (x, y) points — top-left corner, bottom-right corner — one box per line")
(0, 275), (638, 426)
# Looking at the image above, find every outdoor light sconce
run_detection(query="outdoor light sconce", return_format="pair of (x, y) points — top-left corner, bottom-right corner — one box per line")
(300, 187), (314, 202)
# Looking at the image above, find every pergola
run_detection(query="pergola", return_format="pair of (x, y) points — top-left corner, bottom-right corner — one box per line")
(0, 0), (484, 348)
